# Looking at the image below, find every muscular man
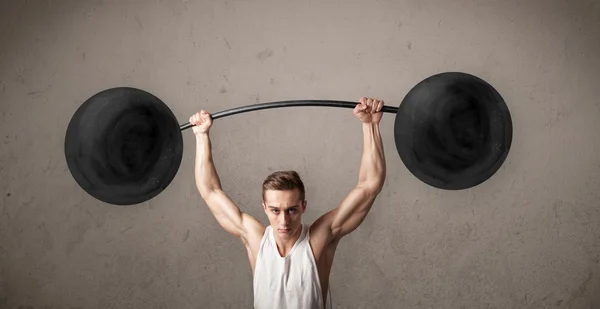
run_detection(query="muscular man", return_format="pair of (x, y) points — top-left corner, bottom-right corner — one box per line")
(189, 97), (386, 309)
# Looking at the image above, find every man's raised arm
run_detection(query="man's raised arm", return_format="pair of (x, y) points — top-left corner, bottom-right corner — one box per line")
(329, 97), (387, 240)
(191, 111), (263, 242)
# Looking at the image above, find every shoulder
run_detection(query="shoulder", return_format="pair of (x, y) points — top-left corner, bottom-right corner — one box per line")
(310, 208), (338, 237)
(241, 213), (267, 244)
(309, 209), (338, 248)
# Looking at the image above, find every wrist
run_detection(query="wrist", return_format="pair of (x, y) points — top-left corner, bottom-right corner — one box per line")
(362, 122), (381, 137)
(362, 122), (380, 128)
(195, 132), (209, 141)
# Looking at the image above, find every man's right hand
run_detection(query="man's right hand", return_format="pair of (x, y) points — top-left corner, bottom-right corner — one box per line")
(189, 110), (213, 135)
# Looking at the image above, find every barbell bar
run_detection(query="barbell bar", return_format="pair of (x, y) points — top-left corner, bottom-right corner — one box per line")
(179, 100), (399, 130)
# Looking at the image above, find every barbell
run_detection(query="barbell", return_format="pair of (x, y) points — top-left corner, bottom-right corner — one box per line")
(64, 71), (513, 206)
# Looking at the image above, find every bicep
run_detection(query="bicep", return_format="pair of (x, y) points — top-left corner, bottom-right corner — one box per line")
(330, 186), (377, 239)
(204, 189), (263, 240)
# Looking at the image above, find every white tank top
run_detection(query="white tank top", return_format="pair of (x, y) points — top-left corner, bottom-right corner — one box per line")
(253, 224), (332, 309)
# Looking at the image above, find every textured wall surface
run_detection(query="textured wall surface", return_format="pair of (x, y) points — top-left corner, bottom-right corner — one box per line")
(1, 0), (599, 308)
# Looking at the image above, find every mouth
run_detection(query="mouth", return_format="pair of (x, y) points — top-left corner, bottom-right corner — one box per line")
(278, 228), (291, 233)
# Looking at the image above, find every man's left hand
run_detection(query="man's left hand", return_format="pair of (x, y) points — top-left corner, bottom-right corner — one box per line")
(353, 97), (384, 124)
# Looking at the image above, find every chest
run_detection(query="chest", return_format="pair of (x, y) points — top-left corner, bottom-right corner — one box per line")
(256, 244), (320, 292)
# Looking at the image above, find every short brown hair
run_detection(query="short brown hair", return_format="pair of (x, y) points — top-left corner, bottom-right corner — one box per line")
(262, 170), (305, 201)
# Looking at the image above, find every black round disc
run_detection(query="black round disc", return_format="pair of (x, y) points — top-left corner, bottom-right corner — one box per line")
(64, 87), (184, 205)
(394, 72), (512, 190)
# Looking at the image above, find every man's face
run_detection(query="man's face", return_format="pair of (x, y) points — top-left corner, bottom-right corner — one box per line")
(262, 189), (306, 238)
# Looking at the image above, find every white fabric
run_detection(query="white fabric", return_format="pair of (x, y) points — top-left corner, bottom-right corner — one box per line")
(253, 223), (332, 309)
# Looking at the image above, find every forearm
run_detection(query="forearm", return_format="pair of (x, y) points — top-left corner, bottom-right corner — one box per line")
(195, 133), (223, 196)
(357, 122), (386, 192)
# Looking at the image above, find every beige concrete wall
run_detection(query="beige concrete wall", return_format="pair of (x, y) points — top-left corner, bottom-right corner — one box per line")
(1, 0), (599, 308)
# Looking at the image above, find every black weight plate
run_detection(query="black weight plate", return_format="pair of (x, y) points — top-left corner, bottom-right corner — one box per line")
(394, 72), (512, 190)
(64, 87), (184, 205)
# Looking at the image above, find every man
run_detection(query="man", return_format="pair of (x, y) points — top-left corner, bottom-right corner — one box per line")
(189, 97), (386, 309)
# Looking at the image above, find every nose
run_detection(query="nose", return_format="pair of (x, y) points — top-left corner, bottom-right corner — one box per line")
(280, 212), (290, 225)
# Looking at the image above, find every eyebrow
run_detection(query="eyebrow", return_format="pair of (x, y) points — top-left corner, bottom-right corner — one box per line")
(268, 206), (299, 210)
